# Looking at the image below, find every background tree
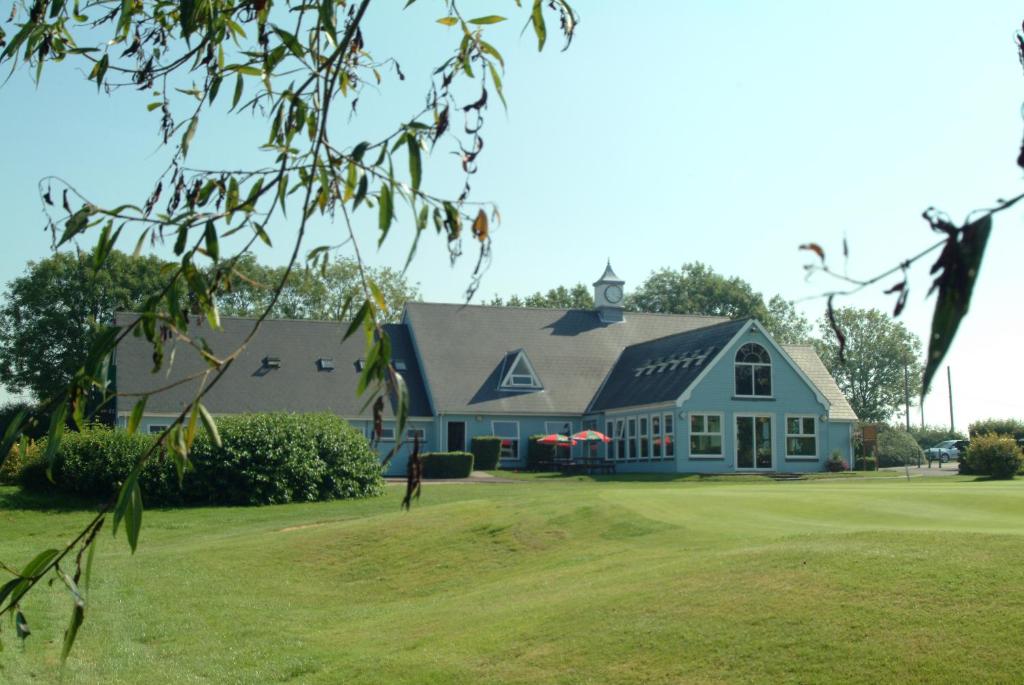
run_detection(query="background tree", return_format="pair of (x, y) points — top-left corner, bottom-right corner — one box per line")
(0, 250), (168, 401)
(814, 307), (923, 423)
(763, 295), (812, 345)
(626, 263), (769, 321)
(487, 283), (591, 309)
(218, 254), (418, 322)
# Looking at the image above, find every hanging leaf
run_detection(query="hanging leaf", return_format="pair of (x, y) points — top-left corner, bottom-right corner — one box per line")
(799, 242), (826, 263)
(127, 396), (147, 434)
(826, 295), (846, 364)
(468, 15), (506, 25)
(436, 16), (457, 26)
(407, 135), (422, 192)
(530, 0), (546, 51)
(472, 208), (488, 241)
(922, 214), (991, 395)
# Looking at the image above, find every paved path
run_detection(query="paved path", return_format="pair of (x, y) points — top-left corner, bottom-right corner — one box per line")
(880, 464), (961, 477)
(384, 470), (523, 485)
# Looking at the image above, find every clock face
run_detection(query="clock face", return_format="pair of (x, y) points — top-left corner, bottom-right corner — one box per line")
(605, 285), (623, 304)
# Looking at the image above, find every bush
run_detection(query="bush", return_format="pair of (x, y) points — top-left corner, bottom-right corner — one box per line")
(969, 418), (1024, 441)
(1, 439), (39, 485)
(825, 452), (848, 472)
(960, 434), (1023, 479)
(875, 429), (924, 467)
(854, 456), (877, 471)
(527, 435), (556, 470)
(420, 451), (474, 478)
(19, 414), (384, 506)
(470, 436), (502, 471)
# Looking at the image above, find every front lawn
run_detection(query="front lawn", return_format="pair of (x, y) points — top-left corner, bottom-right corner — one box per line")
(2, 476), (1023, 683)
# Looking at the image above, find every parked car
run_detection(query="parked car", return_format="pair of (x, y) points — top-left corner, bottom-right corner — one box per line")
(924, 439), (967, 463)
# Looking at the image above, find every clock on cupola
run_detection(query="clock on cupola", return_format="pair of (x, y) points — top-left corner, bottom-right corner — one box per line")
(593, 261), (626, 323)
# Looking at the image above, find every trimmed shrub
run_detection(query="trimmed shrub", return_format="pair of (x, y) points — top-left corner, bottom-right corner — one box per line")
(527, 435), (556, 470)
(825, 452), (848, 472)
(470, 436), (502, 471)
(19, 413), (384, 506)
(875, 429), (924, 467)
(420, 451), (474, 478)
(854, 456), (877, 471)
(961, 434), (1023, 479)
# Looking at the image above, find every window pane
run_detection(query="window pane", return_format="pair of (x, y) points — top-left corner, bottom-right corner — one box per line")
(736, 416), (754, 468)
(803, 418), (816, 434)
(706, 415), (720, 433)
(787, 436), (816, 456)
(735, 365), (753, 395)
(754, 366), (771, 396)
(665, 432), (674, 457)
(652, 416), (661, 434)
(664, 415), (673, 434)
(690, 434), (722, 455)
(755, 417), (772, 468)
(787, 417), (800, 434)
(690, 414), (704, 433)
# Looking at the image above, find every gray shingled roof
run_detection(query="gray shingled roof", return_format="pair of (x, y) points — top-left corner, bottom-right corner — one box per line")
(782, 344), (858, 421)
(590, 319), (749, 411)
(403, 302), (729, 415)
(113, 315), (431, 418)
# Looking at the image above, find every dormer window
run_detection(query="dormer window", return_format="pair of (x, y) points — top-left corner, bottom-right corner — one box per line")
(735, 343), (771, 397)
(317, 357), (335, 371)
(263, 356), (281, 368)
(500, 350), (542, 390)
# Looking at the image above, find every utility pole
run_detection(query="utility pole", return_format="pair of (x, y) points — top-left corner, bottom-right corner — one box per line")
(947, 366), (954, 432)
(904, 365), (911, 432)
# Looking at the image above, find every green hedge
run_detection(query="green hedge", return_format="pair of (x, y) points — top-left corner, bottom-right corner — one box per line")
(968, 418), (1024, 441)
(854, 456), (877, 471)
(875, 429), (924, 467)
(960, 434), (1023, 479)
(527, 435), (555, 470)
(470, 436), (502, 470)
(420, 451), (474, 478)
(19, 413), (384, 506)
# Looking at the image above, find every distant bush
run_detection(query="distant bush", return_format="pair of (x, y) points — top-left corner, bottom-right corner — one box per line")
(907, 425), (966, 451)
(960, 434), (1023, 479)
(854, 456), (877, 471)
(825, 452), (848, 472)
(470, 436), (502, 470)
(420, 451), (474, 478)
(968, 418), (1024, 441)
(875, 429), (924, 467)
(527, 435), (555, 470)
(20, 414), (384, 506)
(1, 439), (40, 485)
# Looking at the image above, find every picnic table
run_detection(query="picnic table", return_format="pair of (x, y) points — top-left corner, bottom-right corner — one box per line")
(556, 458), (616, 475)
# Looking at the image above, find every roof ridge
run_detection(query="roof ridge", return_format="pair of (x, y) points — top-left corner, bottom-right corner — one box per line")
(405, 301), (733, 320)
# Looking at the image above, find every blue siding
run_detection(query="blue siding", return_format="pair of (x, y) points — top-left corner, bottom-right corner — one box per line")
(677, 327), (848, 473)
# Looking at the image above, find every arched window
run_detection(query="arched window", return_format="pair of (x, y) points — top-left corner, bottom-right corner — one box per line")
(735, 343), (772, 397)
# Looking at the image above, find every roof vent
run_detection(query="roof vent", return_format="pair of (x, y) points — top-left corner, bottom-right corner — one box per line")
(317, 357), (335, 371)
(263, 356), (282, 368)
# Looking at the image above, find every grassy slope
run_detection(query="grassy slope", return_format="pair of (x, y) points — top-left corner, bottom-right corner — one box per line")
(2, 477), (1023, 684)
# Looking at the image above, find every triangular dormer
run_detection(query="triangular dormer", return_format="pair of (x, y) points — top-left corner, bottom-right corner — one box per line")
(499, 349), (543, 391)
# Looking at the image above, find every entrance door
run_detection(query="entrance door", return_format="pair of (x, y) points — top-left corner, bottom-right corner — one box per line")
(735, 415), (773, 470)
(447, 421), (466, 452)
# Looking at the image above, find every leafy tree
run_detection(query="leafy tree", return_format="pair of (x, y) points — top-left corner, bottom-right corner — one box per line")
(0, 0), (578, 659)
(814, 307), (923, 423)
(627, 263), (769, 321)
(907, 424), (966, 451)
(968, 418), (1024, 441)
(487, 283), (592, 309)
(218, 254), (418, 323)
(0, 250), (169, 401)
(763, 295), (813, 345)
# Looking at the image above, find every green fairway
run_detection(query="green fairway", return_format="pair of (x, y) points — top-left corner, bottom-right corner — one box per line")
(2, 476), (1023, 684)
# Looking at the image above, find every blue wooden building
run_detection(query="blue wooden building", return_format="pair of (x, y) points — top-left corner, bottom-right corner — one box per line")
(114, 264), (857, 475)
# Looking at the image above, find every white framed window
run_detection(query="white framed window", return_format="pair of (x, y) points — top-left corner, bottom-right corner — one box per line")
(785, 415), (818, 459)
(639, 417), (649, 459)
(545, 421), (572, 436)
(148, 424), (169, 435)
(492, 421), (520, 460)
(406, 427), (426, 443)
(689, 412), (723, 457)
(373, 423), (396, 441)
(615, 419), (626, 461)
(664, 413), (675, 458)
(606, 420), (615, 459)
(627, 418), (637, 460)
(499, 350), (542, 390)
(735, 343), (772, 397)
(651, 415), (662, 458)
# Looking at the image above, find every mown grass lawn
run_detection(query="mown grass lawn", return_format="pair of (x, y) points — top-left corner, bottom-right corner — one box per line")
(2, 475), (1023, 684)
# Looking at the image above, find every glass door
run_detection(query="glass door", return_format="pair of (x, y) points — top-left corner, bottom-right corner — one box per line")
(736, 415), (773, 470)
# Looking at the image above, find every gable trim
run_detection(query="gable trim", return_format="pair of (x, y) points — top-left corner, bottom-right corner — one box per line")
(676, 319), (831, 411)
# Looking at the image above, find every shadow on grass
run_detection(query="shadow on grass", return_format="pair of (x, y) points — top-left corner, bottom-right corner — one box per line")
(0, 486), (102, 513)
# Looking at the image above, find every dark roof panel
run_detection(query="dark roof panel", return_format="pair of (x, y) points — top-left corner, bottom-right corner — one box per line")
(589, 318), (749, 411)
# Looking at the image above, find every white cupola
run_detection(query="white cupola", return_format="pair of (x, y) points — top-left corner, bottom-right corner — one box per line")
(593, 261), (625, 323)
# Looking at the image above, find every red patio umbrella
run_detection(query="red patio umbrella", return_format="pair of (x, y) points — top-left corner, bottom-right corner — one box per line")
(571, 429), (612, 444)
(537, 433), (577, 446)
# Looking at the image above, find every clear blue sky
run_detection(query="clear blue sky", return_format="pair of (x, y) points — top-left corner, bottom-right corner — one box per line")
(2, 2), (1022, 430)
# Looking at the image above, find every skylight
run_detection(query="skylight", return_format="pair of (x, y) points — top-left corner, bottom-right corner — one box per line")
(633, 347), (715, 377)
(264, 356), (281, 368)
(317, 357), (335, 371)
